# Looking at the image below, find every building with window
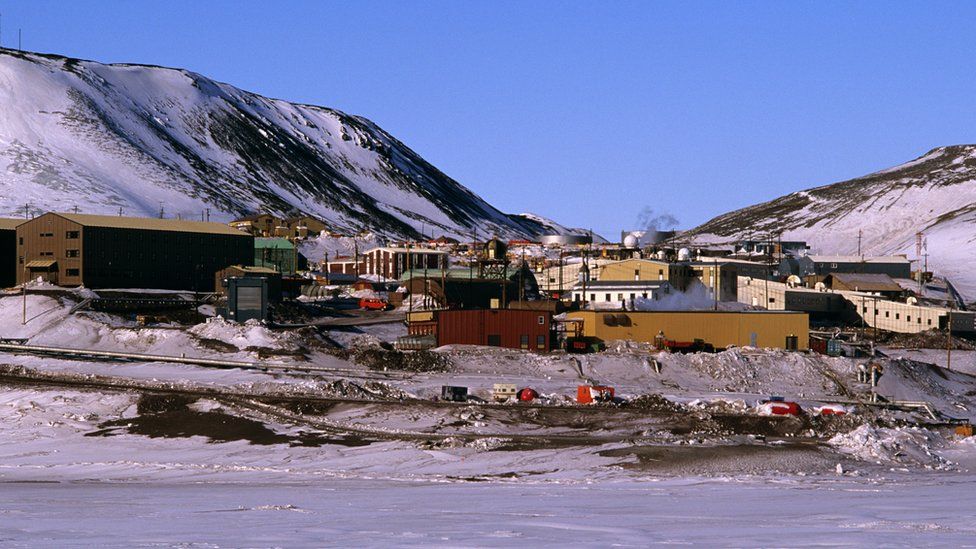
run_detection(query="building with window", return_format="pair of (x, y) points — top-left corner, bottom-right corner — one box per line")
(284, 216), (328, 238)
(571, 280), (670, 308)
(596, 258), (737, 301)
(567, 310), (809, 350)
(409, 308), (553, 352)
(229, 214), (286, 237)
(361, 247), (449, 280)
(254, 237), (307, 275)
(16, 213), (253, 291)
(787, 255), (912, 279)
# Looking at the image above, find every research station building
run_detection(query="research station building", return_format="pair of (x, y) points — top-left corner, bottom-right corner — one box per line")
(16, 213), (254, 291)
(567, 310), (809, 350)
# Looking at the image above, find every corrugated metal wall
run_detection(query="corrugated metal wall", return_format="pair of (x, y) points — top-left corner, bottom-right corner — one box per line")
(437, 309), (551, 351)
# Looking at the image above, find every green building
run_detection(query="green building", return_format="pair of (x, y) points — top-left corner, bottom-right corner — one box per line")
(254, 237), (307, 275)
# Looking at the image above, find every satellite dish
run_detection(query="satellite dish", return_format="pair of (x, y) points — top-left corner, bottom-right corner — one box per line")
(677, 248), (691, 261)
(906, 296), (918, 305)
(623, 234), (639, 248)
(814, 282), (826, 291)
(786, 275), (801, 288)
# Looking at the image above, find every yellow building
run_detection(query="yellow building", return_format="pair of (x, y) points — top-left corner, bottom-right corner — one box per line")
(597, 258), (737, 301)
(597, 258), (691, 289)
(567, 310), (809, 350)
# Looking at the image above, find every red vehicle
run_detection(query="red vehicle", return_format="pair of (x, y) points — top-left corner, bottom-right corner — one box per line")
(757, 397), (803, 416)
(359, 297), (391, 311)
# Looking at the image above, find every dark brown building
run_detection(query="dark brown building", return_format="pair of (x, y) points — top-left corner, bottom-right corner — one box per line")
(362, 247), (449, 280)
(0, 218), (18, 288)
(17, 213), (254, 291)
(431, 309), (553, 352)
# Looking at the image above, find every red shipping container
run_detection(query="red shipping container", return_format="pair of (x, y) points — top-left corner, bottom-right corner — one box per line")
(577, 385), (614, 404)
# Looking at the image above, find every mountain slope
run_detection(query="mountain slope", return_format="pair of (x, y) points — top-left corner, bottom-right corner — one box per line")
(684, 146), (976, 301)
(0, 48), (541, 239)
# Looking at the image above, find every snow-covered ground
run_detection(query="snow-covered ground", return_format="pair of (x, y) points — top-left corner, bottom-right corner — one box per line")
(4, 476), (976, 546)
(3, 292), (976, 544)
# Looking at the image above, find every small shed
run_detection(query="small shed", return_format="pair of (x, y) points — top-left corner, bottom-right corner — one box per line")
(215, 265), (282, 302)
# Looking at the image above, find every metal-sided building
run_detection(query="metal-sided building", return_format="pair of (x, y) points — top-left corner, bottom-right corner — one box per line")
(254, 237), (307, 275)
(16, 213), (253, 291)
(0, 219), (18, 288)
(567, 310), (810, 350)
(790, 255), (912, 279)
(420, 309), (553, 352)
(214, 265), (283, 302)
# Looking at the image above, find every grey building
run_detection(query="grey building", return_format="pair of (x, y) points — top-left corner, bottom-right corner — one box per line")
(785, 255), (912, 279)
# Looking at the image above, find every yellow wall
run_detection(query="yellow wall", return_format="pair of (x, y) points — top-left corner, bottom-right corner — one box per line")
(598, 259), (690, 290)
(567, 310), (809, 350)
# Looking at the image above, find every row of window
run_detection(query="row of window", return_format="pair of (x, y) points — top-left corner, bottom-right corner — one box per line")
(575, 292), (655, 302)
(485, 334), (548, 350)
(18, 250), (80, 260)
(861, 306), (933, 325)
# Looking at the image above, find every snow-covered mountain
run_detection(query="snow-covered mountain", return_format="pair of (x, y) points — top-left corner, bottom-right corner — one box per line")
(0, 48), (547, 239)
(683, 146), (976, 301)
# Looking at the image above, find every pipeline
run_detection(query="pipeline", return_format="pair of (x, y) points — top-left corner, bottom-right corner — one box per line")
(0, 341), (398, 379)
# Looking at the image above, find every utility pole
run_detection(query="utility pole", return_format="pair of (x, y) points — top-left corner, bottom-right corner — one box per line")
(22, 265), (27, 325)
(947, 309), (953, 371)
(857, 229), (862, 258)
(407, 242), (413, 315)
(713, 257), (719, 311)
(558, 247), (564, 302)
(519, 246), (526, 304)
(206, 208), (211, 222)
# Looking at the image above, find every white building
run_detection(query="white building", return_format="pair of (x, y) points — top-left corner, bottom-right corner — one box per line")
(571, 279), (671, 309)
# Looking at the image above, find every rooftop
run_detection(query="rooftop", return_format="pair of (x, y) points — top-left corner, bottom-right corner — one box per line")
(47, 213), (251, 236)
(255, 237), (296, 249)
(0, 218), (21, 230)
(827, 272), (905, 292)
(808, 255), (910, 264)
(574, 280), (670, 289)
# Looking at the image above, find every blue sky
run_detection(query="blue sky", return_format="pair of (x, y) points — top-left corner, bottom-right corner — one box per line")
(3, 1), (976, 237)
